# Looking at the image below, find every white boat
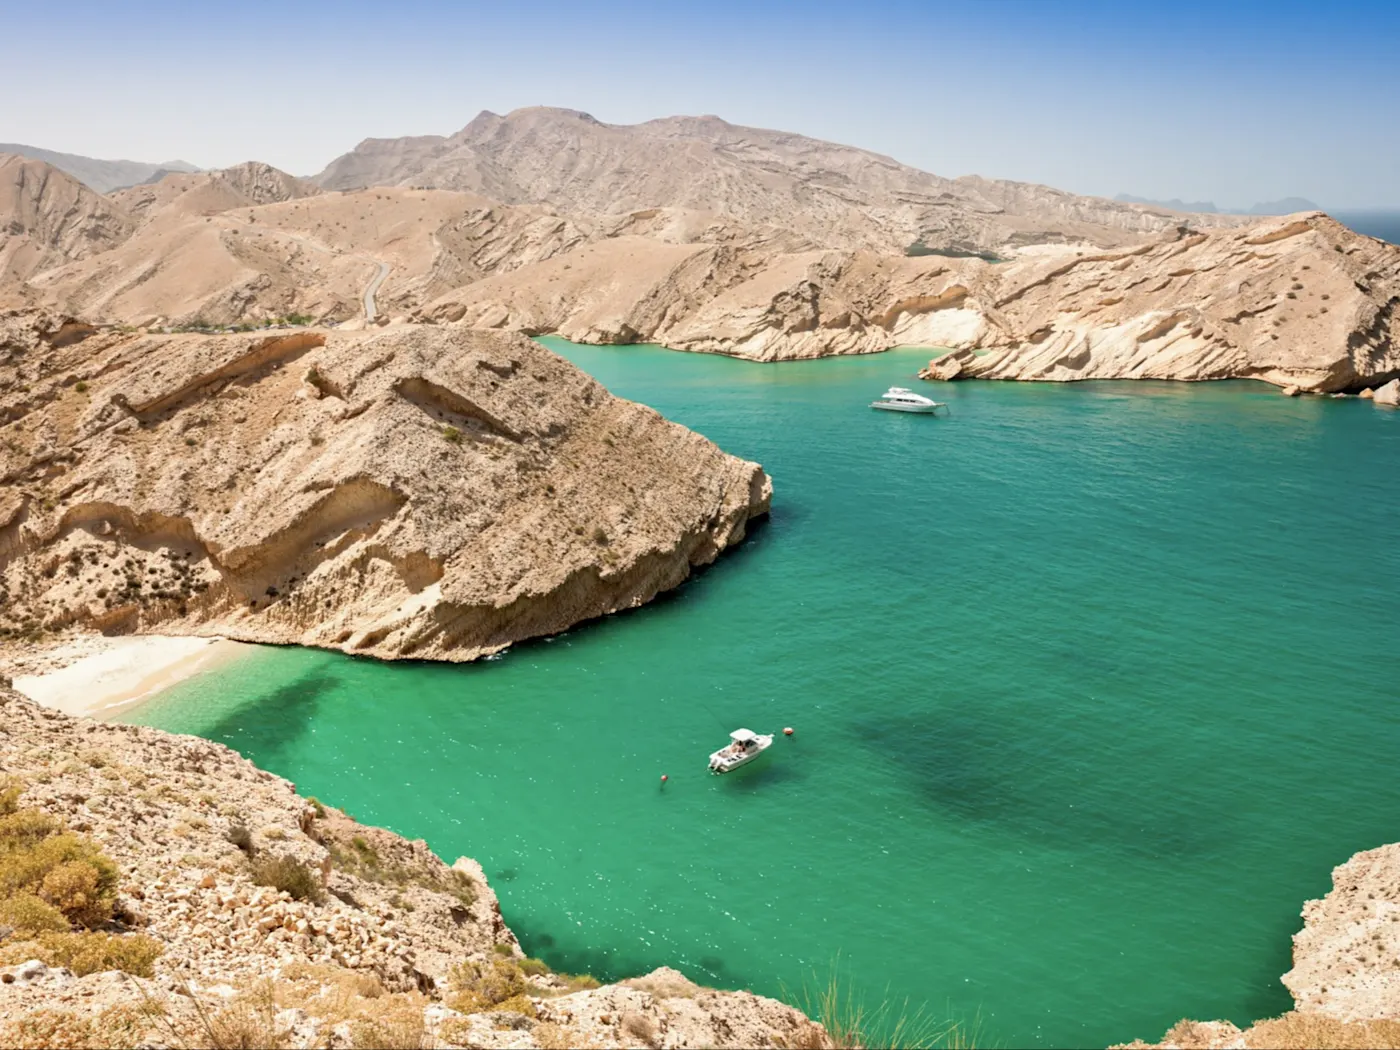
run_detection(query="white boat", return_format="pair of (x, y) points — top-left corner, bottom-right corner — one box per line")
(870, 386), (947, 414)
(708, 728), (774, 774)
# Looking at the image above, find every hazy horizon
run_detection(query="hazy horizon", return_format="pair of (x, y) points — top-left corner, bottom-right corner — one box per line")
(6, 0), (1398, 208)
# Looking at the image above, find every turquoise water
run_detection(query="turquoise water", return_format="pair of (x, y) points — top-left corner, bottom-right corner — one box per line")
(127, 341), (1400, 1047)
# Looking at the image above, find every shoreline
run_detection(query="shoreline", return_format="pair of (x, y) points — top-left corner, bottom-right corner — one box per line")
(7, 634), (255, 720)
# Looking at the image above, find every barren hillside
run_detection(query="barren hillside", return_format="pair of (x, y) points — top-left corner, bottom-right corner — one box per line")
(315, 106), (1243, 254)
(0, 314), (770, 664)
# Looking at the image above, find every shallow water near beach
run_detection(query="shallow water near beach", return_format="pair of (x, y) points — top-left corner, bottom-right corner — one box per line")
(126, 340), (1400, 1047)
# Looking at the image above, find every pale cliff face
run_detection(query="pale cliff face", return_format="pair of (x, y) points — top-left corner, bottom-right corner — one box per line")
(0, 316), (770, 663)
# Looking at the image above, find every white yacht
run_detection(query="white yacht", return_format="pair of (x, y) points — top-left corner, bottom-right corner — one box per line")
(870, 386), (947, 414)
(708, 729), (774, 774)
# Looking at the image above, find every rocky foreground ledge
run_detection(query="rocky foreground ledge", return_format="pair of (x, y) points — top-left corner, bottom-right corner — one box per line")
(0, 314), (770, 665)
(0, 686), (828, 1048)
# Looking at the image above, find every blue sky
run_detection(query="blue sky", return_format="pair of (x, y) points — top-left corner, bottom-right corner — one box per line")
(5, 0), (1397, 207)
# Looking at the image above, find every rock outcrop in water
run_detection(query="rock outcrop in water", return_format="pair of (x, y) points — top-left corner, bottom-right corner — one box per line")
(0, 313), (770, 664)
(0, 686), (830, 1048)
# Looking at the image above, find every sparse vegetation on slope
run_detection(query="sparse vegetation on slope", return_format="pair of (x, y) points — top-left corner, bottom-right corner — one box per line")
(0, 777), (162, 978)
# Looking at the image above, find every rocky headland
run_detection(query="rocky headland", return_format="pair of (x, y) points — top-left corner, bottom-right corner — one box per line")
(1121, 845), (1400, 1049)
(0, 312), (769, 668)
(0, 685), (829, 1048)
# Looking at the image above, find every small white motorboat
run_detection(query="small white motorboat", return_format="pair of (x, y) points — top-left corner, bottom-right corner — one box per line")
(870, 386), (947, 414)
(708, 728), (774, 774)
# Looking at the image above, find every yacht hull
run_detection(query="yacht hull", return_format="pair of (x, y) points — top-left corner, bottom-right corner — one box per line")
(870, 401), (943, 413)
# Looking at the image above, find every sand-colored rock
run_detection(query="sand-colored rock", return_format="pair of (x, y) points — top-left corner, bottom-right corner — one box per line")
(1373, 378), (1400, 406)
(0, 315), (769, 664)
(315, 106), (1241, 255)
(1283, 843), (1400, 1021)
(0, 688), (828, 1048)
(0, 155), (134, 287)
(1122, 842), (1400, 1048)
(915, 215), (1400, 393)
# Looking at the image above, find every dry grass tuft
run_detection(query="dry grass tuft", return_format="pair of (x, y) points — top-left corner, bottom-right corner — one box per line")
(785, 963), (977, 1049)
(249, 854), (324, 903)
(622, 1010), (661, 1048)
(0, 1005), (152, 1050)
(1243, 1011), (1400, 1049)
(624, 971), (700, 999)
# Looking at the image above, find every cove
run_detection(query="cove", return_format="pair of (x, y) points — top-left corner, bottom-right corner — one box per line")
(124, 340), (1400, 1048)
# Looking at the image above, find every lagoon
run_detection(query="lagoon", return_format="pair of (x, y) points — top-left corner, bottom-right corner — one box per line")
(127, 340), (1400, 1047)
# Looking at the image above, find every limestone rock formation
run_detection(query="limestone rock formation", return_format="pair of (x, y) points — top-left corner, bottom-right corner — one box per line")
(1373, 378), (1400, 406)
(315, 106), (1241, 255)
(0, 688), (829, 1049)
(915, 215), (1400, 393)
(1120, 842), (1400, 1048)
(0, 316), (770, 663)
(1284, 843), (1400, 1021)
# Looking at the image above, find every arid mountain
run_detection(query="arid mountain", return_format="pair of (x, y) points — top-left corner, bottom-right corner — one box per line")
(315, 106), (1243, 254)
(0, 142), (198, 193)
(0, 314), (770, 663)
(0, 155), (134, 287)
(4, 120), (1396, 392)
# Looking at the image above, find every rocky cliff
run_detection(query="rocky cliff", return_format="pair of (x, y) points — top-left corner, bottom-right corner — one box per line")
(0, 314), (770, 664)
(1122, 845), (1400, 1049)
(917, 214), (1400, 393)
(0, 687), (828, 1048)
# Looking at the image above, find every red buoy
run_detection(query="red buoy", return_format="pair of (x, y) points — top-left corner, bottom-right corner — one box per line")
(661, 774), (669, 782)
(783, 727), (794, 736)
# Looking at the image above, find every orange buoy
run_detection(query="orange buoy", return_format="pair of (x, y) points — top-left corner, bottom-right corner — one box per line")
(783, 727), (794, 736)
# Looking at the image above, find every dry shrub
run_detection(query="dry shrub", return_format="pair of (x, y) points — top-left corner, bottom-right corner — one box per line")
(0, 930), (164, 977)
(622, 1010), (661, 1048)
(349, 1008), (429, 1049)
(446, 956), (529, 1014)
(625, 971), (700, 999)
(1161, 1019), (1235, 1049)
(0, 1005), (151, 1050)
(249, 854), (324, 903)
(534, 1021), (601, 1050)
(0, 811), (119, 928)
(518, 956), (552, 977)
(189, 980), (290, 1050)
(0, 891), (71, 934)
(1243, 1011), (1400, 1049)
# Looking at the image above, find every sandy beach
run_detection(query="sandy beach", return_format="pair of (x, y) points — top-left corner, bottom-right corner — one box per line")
(8, 635), (254, 719)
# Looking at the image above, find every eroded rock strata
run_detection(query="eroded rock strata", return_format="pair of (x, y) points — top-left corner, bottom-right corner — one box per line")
(0, 314), (770, 662)
(0, 687), (829, 1048)
(917, 214), (1400, 393)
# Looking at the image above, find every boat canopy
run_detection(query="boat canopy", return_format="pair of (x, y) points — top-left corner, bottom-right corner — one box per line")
(730, 729), (761, 742)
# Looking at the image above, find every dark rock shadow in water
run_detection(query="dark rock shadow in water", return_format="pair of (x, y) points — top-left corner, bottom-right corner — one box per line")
(847, 705), (1234, 859)
(201, 667), (341, 772)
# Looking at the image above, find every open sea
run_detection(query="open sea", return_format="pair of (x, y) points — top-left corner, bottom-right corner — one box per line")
(124, 340), (1400, 1047)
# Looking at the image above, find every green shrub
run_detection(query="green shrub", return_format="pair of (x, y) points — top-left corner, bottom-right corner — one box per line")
(442, 425), (462, 444)
(250, 855), (325, 904)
